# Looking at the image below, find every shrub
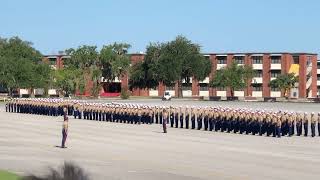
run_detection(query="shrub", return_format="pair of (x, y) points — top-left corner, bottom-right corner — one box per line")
(22, 162), (90, 180)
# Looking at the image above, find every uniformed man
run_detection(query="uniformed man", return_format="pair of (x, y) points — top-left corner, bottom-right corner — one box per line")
(311, 112), (316, 137)
(162, 109), (168, 133)
(318, 113), (320, 136)
(203, 108), (209, 131)
(296, 112), (303, 136)
(61, 115), (69, 148)
(170, 106), (174, 127)
(197, 108), (203, 130)
(287, 113), (294, 137)
(276, 116), (282, 138)
(179, 107), (184, 128)
(303, 112), (309, 137)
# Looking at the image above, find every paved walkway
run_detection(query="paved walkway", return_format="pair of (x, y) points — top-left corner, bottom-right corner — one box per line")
(0, 105), (320, 180)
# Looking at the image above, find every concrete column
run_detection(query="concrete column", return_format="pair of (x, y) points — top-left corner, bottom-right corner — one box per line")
(311, 55), (318, 97)
(175, 81), (179, 97)
(192, 77), (199, 96)
(139, 88), (149, 96)
(245, 55), (253, 97)
(280, 54), (293, 97)
(262, 54), (271, 97)
(56, 56), (62, 69)
(208, 55), (217, 96)
(158, 82), (165, 96)
(120, 73), (129, 91)
(130, 54), (147, 96)
(299, 54), (307, 98)
(226, 54), (234, 97)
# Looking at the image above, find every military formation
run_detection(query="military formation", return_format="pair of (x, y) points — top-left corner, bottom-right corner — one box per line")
(5, 98), (320, 138)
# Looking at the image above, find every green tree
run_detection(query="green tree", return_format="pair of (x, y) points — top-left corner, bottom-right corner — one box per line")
(0, 36), (48, 96)
(209, 61), (256, 97)
(129, 43), (161, 89)
(64, 43), (131, 97)
(53, 69), (81, 96)
(129, 36), (211, 97)
(99, 43), (131, 82)
(65, 45), (99, 97)
(269, 73), (298, 98)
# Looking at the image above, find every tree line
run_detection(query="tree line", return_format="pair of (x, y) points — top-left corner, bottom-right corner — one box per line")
(0, 36), (298, 98)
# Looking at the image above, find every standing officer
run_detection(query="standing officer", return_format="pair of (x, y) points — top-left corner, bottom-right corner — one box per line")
(61, 115), (69, 148)
(162, 109), (168, 133)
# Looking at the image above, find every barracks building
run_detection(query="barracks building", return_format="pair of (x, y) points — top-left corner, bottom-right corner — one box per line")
(40, 52), (318, 99)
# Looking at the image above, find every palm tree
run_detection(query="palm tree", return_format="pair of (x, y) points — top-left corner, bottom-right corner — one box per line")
(210, 62), (256, 97)
(269, 73), (298, 98)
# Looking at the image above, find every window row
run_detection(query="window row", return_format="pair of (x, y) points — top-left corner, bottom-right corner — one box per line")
(215, 56), (283, 64)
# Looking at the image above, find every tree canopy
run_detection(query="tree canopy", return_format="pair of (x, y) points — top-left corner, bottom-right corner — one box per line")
(209, 61), (256, 97)
(63, 43), (131, 97)
(0, 36), (50, 96)
(129, 36), (211, 97)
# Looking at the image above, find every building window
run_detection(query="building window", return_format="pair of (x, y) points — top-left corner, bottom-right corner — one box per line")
(271, 70), (281, 78)
(216, 87), (226, 91)
(252, 56), (262, 64)
(256, 70), (263, 77)
(271, 87), (280, 91)
(252, 84), (262, 91)
(199, 83), (208, 91)
(271, 56), (281, 64)
(182, 83), (191, 90)
(317, 75), (320, 81)
(234, 56), (244, 64)
(307, 56), (312, 66)
(217, 56), (227, 64)
(293, 56), (299, 64)
(48, 58), (57, 65)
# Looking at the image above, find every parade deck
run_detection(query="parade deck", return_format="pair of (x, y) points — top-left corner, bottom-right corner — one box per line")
(0, 102), (319, 180)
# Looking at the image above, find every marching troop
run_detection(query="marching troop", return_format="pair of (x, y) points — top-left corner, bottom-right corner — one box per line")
(5, 98), (320, 138)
